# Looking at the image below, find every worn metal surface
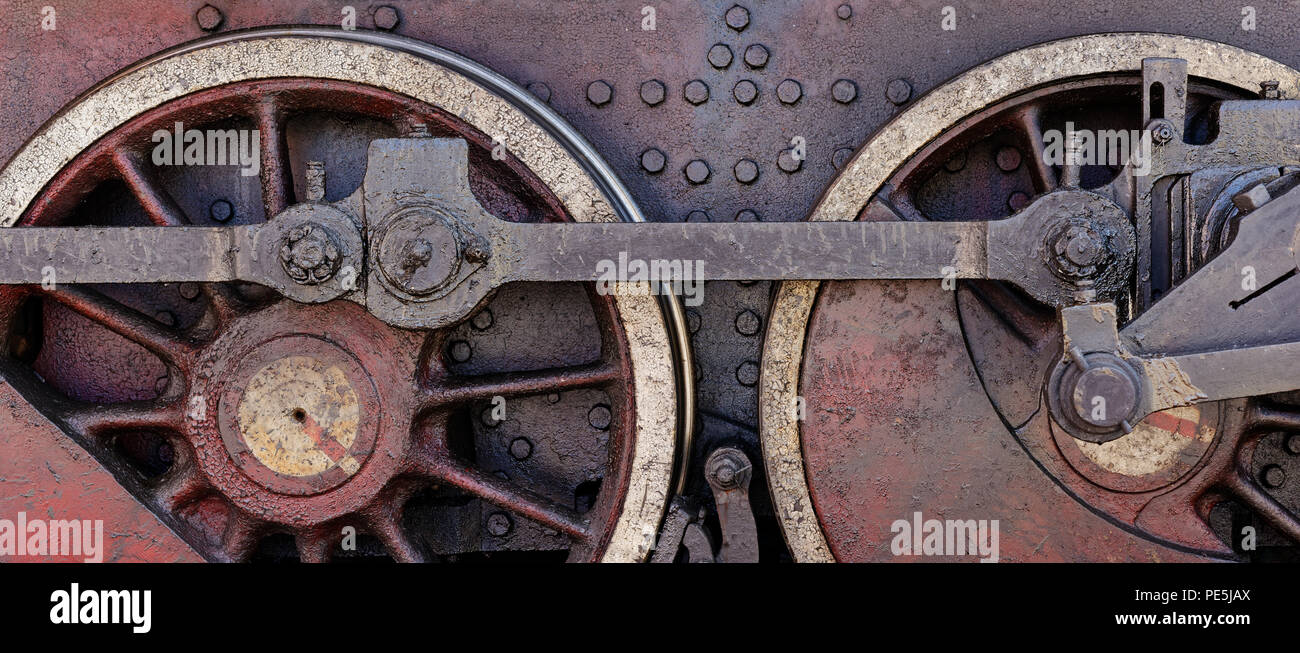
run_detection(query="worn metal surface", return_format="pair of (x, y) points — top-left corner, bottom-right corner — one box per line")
(760, 32), (1300, 561)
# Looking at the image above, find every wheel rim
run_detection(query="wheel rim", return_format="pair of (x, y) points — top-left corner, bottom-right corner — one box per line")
(759, 33), (1300, 562)
(0, 29), (690, 562)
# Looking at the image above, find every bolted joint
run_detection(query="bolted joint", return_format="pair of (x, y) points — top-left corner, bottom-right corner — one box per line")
(279, 223), (343, 285)
(1045, 219), (1115, 283)
(705, 447), (752, 491)
(1047, 350), (1142, 443)
(1147, 118), (1176, 145)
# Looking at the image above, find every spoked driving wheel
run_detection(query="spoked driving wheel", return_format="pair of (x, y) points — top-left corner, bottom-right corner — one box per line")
(0, 29), (690, 562)
(760, 33), (1300, 562)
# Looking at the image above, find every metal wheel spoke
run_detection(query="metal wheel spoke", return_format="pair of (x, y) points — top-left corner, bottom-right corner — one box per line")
(111, 148), (189, 226)
(1014, 104), (1057, 193)
(220, 516), (263, 563)
(254, 96), (292, 218)
(62, 399), (183, 437)
(1245, 403), (1300, 433)
(150, 463), (210, 512)
(361, 510), (424, 563)
(419, 360), (619, 411)
(43, 285), (197, 363)
(429, 461), (590, 540)
(1224, 471), (1300, 544)
(295, 530), (335, 563)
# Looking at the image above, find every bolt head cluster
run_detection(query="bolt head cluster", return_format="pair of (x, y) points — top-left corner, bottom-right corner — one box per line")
(280, 223), (342, 285)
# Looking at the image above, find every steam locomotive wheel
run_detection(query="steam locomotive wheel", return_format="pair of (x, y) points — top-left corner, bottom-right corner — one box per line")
(760, 34), (1300, 562)
(0, 30), (689, 562)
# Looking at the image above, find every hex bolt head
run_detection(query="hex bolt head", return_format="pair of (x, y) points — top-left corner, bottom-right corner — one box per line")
(736, 360), (761, 386)
(641, 148), (667, 174)
(706, 448), (751, 490)
(586, 80), (613, 106)
(836, 3), (853, 19)
(1147, 119), (1175, 145)
(526, 81), (552, 104)
(470, 308), (494, 331)
(1260, 80), (1282, 99)
(509, 437), (533, 461)
(995, 146), (1022, 172)
(640, 80), (666, 106)
(734, 209), (760, 222)
(832, 79), (858, 104)
(777, 148), (802, 173)
(1261, 464), (1287, 489)
(777, 79), (803, 104)
(373, 5), (401, 30)
(684, 79), (710, 105)
(832, 147), (854, 170)
(485, 512), (513, 537)
(743, 44), (770, 69)
(195, 4), (224, 31)
(685, 209), (710, 223)
(685, 159), (712, 184)
(279, 223), (342, 285)
(708, 43), (734, 69)
(733, 79), (759, 105)
(725, 4), (751, 31)
(209, 199), (234, 223)
(448, 339), (472, 363)
(735, 309), (762, 335)
(885, 78), (913, 105)
(588, 404), (612, 430)
(734, 159), (759, 184)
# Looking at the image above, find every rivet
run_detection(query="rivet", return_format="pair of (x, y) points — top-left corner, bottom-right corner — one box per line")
(686, 309), (702, 334)
(885, 78), (913, 105)
(1285, 433), (1300, 455)
(586, 80), (613, 106)
(509, 437), (533, 460)
(485, 512), (513, 537)
(640, 80), (666, 106)
(641, 148), (667, 174)
(546, 392), (561, 404)
(526, 82), (552, 104)
(777, 79), (803, 104)
(733, 79), (759, 105)
(178, 282), (201, 301)
(832, 147), (854, 170)
(996, 146), (1022, 172)
(481, 405), (502, 428)
(734, 159), (759, 184)
(725, 4), (751, 31)
(588, 404), (613, 430)
(736, 360), (761, 386)
(708, 43), (734, 69)
(373, 5), (400, 31)
(734, 209), (760, 222)
(944, 150), (967, 173)
(470, 308), (494, 331)
(209, 199), (234, 223)
(685, 209), (711, 222)
(836, 3), (853, 19)
(832, 79), (858, 104)
(1008, 191), (1030, 212)
(195, 4), (224, 31)
(743, 44), (769, 69)
(778, 149), (802, 173)
(448, 340), (472, 363)
(684, 79), (710, 105)
(685, 159), (712, 184)
(1261, 464), (1287, 489)
(155, 310), (177, 327)
(735, 310), (762, 336)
